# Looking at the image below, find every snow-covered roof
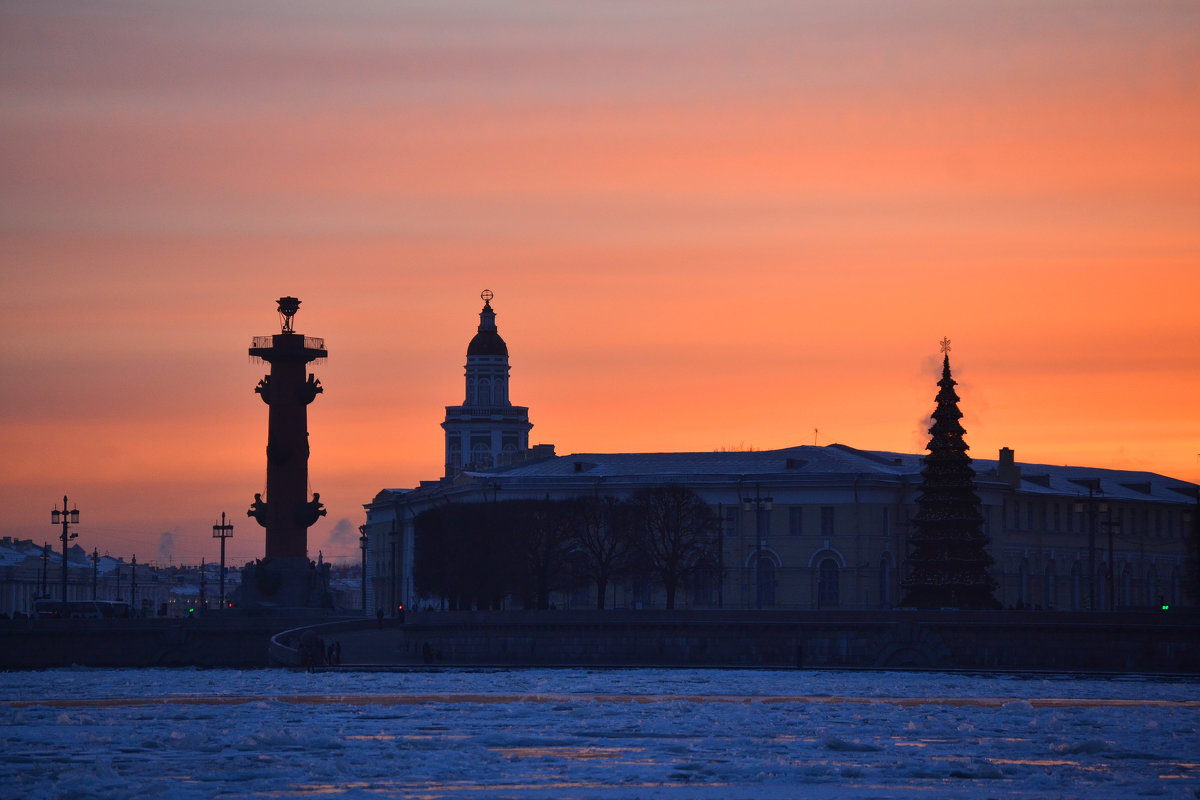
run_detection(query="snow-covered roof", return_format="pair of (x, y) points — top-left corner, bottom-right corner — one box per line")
(445, 443), (1197, 504)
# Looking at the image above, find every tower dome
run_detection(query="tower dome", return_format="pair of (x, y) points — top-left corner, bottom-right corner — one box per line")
(466, 293), (508, 356)
(441, 290), (533, 476)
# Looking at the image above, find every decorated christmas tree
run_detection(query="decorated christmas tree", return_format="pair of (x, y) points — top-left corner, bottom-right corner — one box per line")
(900, 340), (1000, 609)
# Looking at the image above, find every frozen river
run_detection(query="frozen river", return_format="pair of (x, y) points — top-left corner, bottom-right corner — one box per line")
(2, 667), (1197, 798)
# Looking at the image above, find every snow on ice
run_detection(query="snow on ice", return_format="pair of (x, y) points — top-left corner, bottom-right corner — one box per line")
(1, 668), (1197, 798)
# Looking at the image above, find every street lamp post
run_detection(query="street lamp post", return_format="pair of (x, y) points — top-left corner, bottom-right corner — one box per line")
(389, 520), (399, 617)
(212, 512), (234, 609)
(1072, 480), (1101, 610)
(1104, 506), (1120, 610)
(359, 525), (368, 615)
(1177, 487), (1200, 609)
(51, 496), (80, 610)
(742, 486), (774, 609)
(130, 555), (137, 613)
(91, 548), (99, 600)
(199, 558), (207, 611)
(40, 543), (50, 598)
(716, 502), (725, 610)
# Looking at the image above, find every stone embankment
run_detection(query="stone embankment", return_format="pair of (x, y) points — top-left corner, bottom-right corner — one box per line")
(0, 614), (357, 669)
(282, 609), (1200, 673)
(5, 609), (1197, 672)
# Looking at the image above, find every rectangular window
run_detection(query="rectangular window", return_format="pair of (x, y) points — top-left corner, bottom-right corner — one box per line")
(788, 507), (803, 536)
(724, 506), (739, 537)
(1027, 503), (1035, 530)
(821, 506), (835, 537)
(1053, 503), (1061, 531)
(757, 508), (773, 541)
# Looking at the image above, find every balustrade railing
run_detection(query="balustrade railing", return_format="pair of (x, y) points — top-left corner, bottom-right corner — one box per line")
(250, 335), (326, 351)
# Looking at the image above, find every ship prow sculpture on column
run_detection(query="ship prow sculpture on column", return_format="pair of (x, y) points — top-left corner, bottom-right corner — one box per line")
(236, 297), (333, 611)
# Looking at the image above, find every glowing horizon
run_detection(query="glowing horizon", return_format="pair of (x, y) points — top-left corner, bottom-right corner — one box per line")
(1, 1), (1197, 565)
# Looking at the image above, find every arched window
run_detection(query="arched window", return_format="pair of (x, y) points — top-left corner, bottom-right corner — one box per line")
(692, 566), (715, 607)
(817, 558), (839, 608)
(1044, 560), (1056, 610)
(1095, 564), (1108, 611)
(755, 557), (775, 607)
(1120, 564), (1132, 608)
(477, 378), (491, 405)
(1070, 561), (1082, 610)
(1145, 566), (1157, 608)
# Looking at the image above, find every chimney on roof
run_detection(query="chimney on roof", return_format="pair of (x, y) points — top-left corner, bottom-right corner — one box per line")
(998, 447), (1021, 489)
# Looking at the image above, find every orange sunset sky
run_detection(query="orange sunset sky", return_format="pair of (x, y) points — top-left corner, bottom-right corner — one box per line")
(2, 1), (1198, 566)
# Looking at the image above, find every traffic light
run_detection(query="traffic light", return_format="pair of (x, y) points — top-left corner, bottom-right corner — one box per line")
(397, 603), (405, 623)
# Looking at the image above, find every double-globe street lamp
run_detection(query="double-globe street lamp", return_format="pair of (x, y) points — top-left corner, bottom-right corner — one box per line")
(742, 487), (774, 609)
(50, 495), (79, 610)
(359, 525), (368, 614)
(212, 512), (234, 610)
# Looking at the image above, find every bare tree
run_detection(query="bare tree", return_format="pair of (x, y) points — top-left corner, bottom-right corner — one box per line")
(510, 499), (577, 610)
(630, 487), (717, 609)
(569, 497), (633, 610)
(413, 502), (518, 611)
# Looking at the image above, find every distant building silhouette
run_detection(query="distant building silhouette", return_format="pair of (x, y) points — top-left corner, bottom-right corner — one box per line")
(900, 346), (1000, 609)
(441, 290), (534, 476)
(363, 296), (1197, 614)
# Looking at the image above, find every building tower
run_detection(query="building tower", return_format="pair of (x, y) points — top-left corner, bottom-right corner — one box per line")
(900, 339), (1000, 609)
(247, 297), (327, 559)
(441, 290), (532, 476)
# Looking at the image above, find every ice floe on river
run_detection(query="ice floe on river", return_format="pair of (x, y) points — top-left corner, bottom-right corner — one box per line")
(2, 668), (1197, 798)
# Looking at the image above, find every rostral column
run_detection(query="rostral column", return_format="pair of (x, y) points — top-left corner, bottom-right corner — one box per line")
(248, 297), (327, 559)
